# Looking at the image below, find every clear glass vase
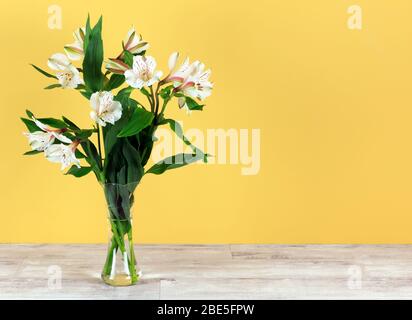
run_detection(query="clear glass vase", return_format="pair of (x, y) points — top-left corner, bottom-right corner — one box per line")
(101, 183), (141, 286)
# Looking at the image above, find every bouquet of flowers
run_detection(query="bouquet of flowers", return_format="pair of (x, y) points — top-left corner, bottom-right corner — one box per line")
(21, 15), (213, 286)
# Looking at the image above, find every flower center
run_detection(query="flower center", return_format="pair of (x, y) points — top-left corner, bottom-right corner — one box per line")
(140, 69), (152, 81)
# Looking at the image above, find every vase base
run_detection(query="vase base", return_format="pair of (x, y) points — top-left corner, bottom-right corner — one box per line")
(102, 273), (139, 286)
(101, 267), (142, 286)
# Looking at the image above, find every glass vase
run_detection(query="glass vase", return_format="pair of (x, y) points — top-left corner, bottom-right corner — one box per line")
(101, 183), (141, 286)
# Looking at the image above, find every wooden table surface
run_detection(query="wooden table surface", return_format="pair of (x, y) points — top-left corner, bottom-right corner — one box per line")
(1, 244), (412, 299)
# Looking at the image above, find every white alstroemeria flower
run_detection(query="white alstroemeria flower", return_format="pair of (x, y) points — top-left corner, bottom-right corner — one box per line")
(45, 142), (81, 170)
(180, 63), (213, 100)
(166, 57), (200, 87)
(105, 59), (129, 75)
(125, 55), (163, 89)
(47, 53), (84, 89)
(24, 131), (55, 151)
(123, 27), (149, 54)
(24, 117), (72, 151)
(64, 27), (85, 61)
(90, 91), (122, 127)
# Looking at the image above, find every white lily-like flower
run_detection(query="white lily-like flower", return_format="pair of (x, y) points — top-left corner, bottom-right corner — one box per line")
(47, 53), (84, 89)
(64, 27), (85, 61)
(167, 57), (197, 86)
(24, 131), (55, 151)
(123, 27), (149, 54)
(45, 142), (81, 170)
(124, 55), (163, 89)
(90, 91), (122, 127)
(24, 117), (72, 151)
(105, 58), (129, 75)
(178, 62), (213, 101)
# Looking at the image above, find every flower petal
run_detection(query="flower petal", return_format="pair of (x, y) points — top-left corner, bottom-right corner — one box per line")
(64, 45), (83, 61)
(145, 56), (157, 73)
(47, 53), (71, 70)
(168, 52), (179, 71)
(132, 55), (147, 73)
(52, 132), (72, 144)
(125, 69), (145, 89)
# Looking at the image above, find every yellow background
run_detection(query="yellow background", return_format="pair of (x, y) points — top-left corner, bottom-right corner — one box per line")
(1, 0), (412, 243)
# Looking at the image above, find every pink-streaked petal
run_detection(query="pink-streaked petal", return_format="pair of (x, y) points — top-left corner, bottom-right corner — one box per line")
(132, 55), (147, 73)
(145, 56), (157, 73)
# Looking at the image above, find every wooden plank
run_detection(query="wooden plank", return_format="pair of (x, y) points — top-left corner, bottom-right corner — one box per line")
(1, 244), (412, 299)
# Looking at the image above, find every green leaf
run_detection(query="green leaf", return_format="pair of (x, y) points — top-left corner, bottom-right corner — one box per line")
(74, 129), (95, 140)
(75, 84), (86, 91)
(114, 86), (134, 106)
(62, 116), (80, 130)
(66, 166), (93, 178)
(184, 96), (204, 111)
(80, 90), (92, 100)
(82, 16), (104, 92)
(160, 85), (174, 100)
(75, 149), (86, 159)
(140, 87), (151, 97)
(117, 107), (154, 137)
(23, 150), (42, 156)
(122, 139), (144, 187)
(37, 118), (67, 129)
(84, 15), (92, 51)
(21, 118), (39, 133)
(105, 73), (125, 91)
(30, 64), (57, 79)
(104, 142), (124, 183)
(129, 98), (139, 109)
(80, 140), (102, 178)
(113, 86), (142, 113)
(102, 105), (135, 159)
(123, 50), (134, 67)
(44, 84), (62, 90)
(25, 109), (34, 118)
(146, 153), (201, 175)
(161, 119), (208, 162)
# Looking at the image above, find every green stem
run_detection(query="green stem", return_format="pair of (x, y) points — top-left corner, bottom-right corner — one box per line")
(110, 219), (126, 253)
(102, 237), (117, 276)
(127, 230), (138, 281)
(154, 84), (160, 116)
(149, 86), (155, 113)
(158, 98), (171, 120)
(97, 124), (103, 168)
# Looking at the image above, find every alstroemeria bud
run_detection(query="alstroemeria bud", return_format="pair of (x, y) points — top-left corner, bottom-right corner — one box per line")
(64, 27), (85, 61)
(178, 97), (192, 115)
(105, 59), (129, 75)
(123, 27), (149, 54)
(168, 52), (179, 71)
(47, 53), (71, 70)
